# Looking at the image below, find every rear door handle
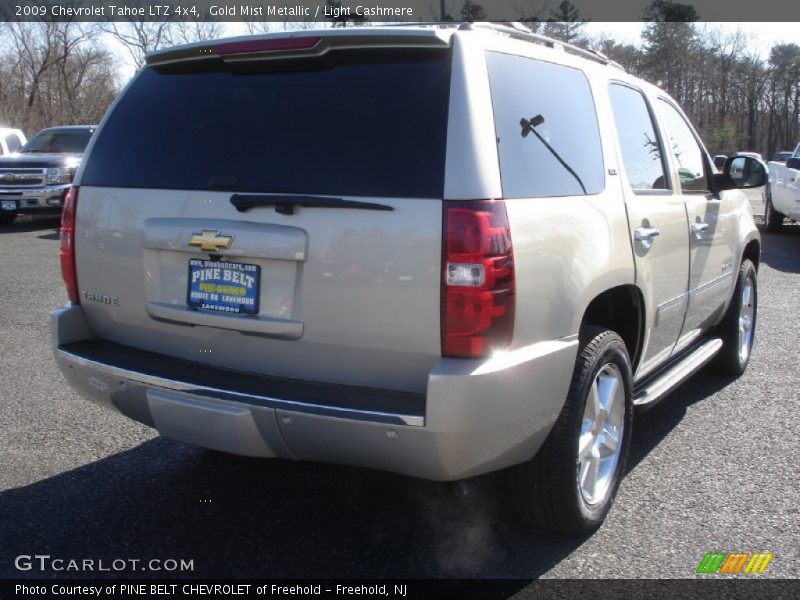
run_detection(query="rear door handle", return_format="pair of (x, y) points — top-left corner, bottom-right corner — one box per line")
(634, 226), (660, 249)
(690, 222), (709, 238)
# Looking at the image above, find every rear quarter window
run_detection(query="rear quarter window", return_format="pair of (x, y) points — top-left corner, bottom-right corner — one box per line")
(81, 49), (452, 199)
(486, 52), (605, 198)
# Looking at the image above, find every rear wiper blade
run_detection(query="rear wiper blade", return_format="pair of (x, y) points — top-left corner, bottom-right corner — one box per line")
(230, 194), (394, 215)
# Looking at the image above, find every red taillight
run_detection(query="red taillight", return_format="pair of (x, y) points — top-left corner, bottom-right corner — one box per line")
(60, 187), (79, 303)
(442, 199), (515, 358)
(212, 37), (321, 55)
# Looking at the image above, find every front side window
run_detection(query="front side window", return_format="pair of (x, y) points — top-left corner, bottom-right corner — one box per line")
(609, 83), (669, 192)
(657, 99), (710, 193)
(486, 52), (605, 198)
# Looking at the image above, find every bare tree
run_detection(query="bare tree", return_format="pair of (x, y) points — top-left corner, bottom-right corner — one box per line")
(764, 44), (800, 151)
(243, 21), (274, 35)
(281, 21), (328, 31)
(173, 21), (225, 45)
(0, 20), (118, 134)
(101, 21), (176, 68)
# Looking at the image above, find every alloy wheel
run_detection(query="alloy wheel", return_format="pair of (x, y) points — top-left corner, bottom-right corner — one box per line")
(578, 363), (625, 506)
(738, 274), (756, 364)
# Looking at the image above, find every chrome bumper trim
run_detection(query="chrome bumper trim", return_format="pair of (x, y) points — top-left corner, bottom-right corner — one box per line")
(57, 347), (425, 427)
(0, 183), (72, 196)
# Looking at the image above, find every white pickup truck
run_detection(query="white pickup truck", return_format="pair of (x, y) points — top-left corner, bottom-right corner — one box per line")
(765, 142), (800, 231)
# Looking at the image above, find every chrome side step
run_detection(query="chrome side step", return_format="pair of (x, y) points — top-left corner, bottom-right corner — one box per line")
(633, 337), (723, 411)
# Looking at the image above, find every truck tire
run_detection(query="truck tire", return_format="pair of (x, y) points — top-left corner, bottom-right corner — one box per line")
(510, 326), (633, 534)
(764, 187), (784, 232)
(710, 259), (757, 376)
(0, 213), (17, 226)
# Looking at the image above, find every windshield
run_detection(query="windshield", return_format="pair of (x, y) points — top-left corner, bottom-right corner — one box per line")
(20, 129), (93, 154)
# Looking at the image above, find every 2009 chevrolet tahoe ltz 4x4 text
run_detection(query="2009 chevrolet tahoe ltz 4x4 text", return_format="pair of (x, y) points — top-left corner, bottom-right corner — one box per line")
(51, 23), (766, 534)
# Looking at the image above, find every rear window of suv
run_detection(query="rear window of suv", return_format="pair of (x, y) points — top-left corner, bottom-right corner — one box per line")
(81, 48), (452, 199)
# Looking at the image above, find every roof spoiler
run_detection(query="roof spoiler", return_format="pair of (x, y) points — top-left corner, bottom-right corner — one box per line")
(146, 31), (451, 68)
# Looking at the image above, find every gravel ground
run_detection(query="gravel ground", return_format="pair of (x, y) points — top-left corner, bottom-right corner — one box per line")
(0, 190), (797, 581)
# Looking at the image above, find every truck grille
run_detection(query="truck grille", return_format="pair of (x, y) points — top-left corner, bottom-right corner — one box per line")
(0, 168), (45, 187)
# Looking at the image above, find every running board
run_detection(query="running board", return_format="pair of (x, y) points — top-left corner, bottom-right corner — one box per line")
(633, 337), (723, 411)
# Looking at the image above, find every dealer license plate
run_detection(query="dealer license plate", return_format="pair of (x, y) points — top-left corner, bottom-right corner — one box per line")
(1, 200), (17, 211)
(187, 259), (260, 315)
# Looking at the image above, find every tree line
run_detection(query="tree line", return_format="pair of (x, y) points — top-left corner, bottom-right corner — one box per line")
(0, 21), (118, 135)
(589, 2), (800, 157)
(441, 0), (800, 157)
(1, 0), (799, 157)
(0, 9), (227, 136)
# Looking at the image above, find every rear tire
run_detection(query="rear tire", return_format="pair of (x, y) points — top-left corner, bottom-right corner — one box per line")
(510, 326), (633, 534)
(0, 213), (17, 226)
(764, 187), (784, 232)
(710, 260), (757, 376)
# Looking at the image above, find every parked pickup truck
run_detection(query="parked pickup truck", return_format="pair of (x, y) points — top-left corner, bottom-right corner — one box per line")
(765, 142), (800, 231)
(0, 125), (95, 225)
(51, 24), (765, 534)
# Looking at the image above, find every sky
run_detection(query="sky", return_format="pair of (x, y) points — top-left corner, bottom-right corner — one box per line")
(107, 21), (800, 82)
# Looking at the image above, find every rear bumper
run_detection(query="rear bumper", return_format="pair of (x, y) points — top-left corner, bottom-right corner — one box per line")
(0, 184), (70, 214)
(51, 303), (577, 481)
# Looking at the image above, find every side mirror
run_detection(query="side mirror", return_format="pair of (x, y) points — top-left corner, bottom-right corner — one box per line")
(717, 155), (768, 190)
(786, 157), (800, 171)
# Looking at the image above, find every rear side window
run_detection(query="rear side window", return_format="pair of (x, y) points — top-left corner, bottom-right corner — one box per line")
(608, 83), (669, 192)
(82, 49), (452, 198)
(486, 52), (604, 198)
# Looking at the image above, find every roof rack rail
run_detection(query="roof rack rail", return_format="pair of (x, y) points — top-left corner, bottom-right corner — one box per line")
(381, 22), (626, 71)
(459, 22), (625, 71)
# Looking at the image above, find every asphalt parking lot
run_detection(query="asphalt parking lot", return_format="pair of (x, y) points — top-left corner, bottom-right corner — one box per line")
(0, 190), (797, 581)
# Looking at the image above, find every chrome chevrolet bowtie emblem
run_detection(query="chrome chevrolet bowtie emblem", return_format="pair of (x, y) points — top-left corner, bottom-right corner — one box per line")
(3, 173), (15, 183)
(188, 230), (233, 252)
